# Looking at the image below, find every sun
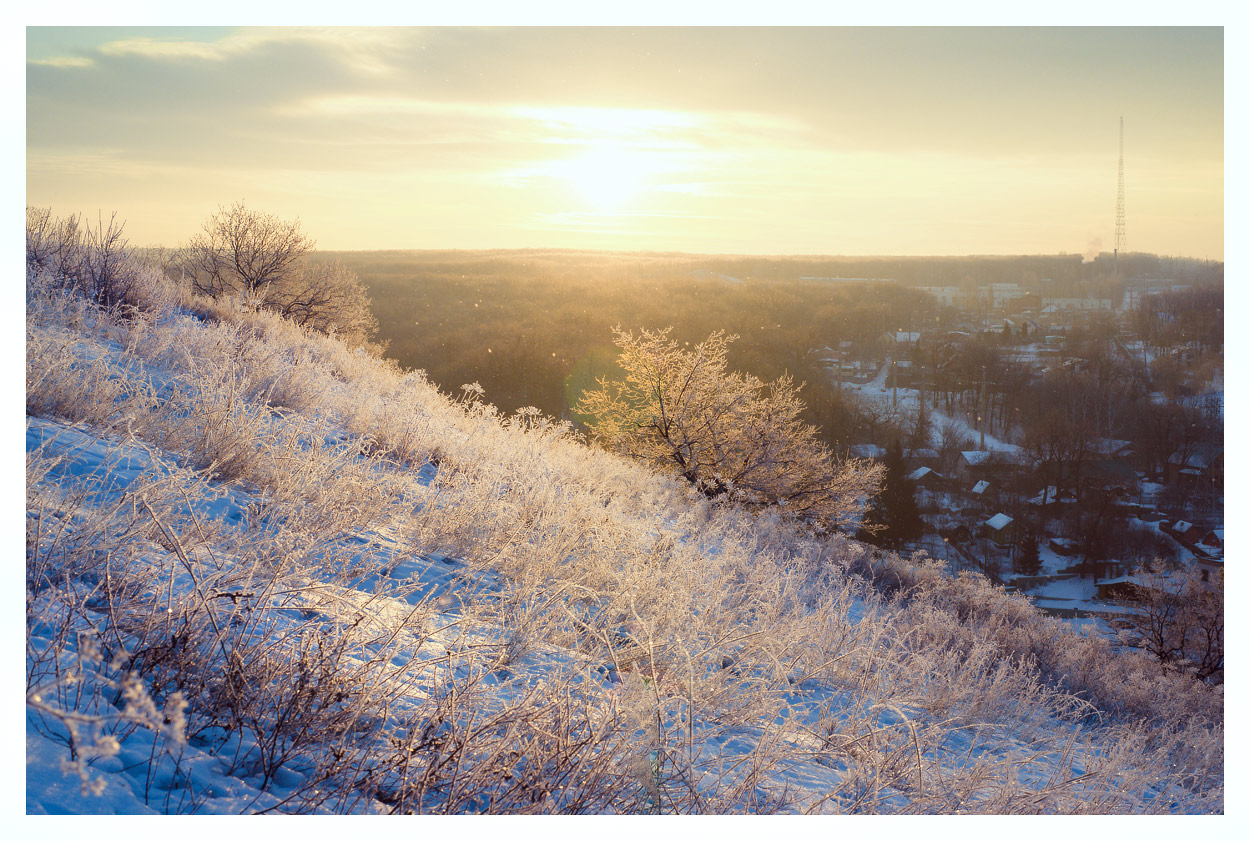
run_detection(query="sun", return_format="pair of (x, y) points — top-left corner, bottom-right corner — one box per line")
(557, 144), (655, 212)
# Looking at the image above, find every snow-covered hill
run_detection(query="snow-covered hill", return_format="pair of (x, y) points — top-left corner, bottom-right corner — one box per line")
(24, 265), (1223, 814)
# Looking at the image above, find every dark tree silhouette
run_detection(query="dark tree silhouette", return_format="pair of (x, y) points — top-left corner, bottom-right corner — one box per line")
(1015, 525), (1042, 577)
(858, 439), (924, 549)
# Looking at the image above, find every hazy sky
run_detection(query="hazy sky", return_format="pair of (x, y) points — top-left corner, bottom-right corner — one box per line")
(26, 26), (1224, 258)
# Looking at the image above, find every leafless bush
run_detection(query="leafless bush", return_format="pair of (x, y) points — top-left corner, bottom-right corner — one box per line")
(27, 206), (85, 281)
(179, 203), (377, 346)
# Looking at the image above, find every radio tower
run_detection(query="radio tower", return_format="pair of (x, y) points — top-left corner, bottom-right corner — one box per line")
(1114, 116), (1126, 277)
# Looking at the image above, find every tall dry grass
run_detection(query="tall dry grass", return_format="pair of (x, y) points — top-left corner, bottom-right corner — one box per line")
(25, 241), (1223, 813)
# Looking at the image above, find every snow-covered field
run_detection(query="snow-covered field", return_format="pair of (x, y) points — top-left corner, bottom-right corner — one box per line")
(842, 359), (1021, 455)
(24, 267), (1224, 814)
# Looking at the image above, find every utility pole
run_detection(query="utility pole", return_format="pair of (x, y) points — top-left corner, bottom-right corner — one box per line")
(918, 363), (928, 446)
(978, 366), (990, 450)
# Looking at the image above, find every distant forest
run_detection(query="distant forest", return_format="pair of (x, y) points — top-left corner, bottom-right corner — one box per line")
(321, 249), (1221, 450)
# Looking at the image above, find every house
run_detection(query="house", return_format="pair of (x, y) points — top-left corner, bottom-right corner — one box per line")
(956, 450), (1021, 485)
(1195, 555), (1224, 586)
(1200, 529), (1223, 553)
(970, 480), (990, 495)
(1170, 520), (1202, 544)
(1092, 439), (1135, 459)
(1161, 520), (1224, 561)
(1088, 459), (1139, 493)
(982, 513), (1017, 546)
(1166, 444), (1223, 489)
(958, 450), (994, 483)
(1048, 537), (1078, 557)
(1028, 486), (1077, 508)
(882, 330), (921, 346)
(1041, 297), (1114, 315)
(1096, 576), (1149, 602)
(808, 346), (839, 367)
(850, 444), (886, 461)
(985, 283), (1027, 308)
(916, 286), (962, 306)
(907, 466), (944, 488)
(1163, 523), (1223, 561)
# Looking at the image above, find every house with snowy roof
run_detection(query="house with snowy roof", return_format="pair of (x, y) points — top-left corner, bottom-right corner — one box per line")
(1199, 528), (1223, 554)
(957, 450), (993, 483)
(955, 450), (1021, 485)
(1166, 444), (1223, 490)
(850, 444), (886, 461)
(1170, 520), (1200, 542)
(906, 466), (944, 488)
(1162, 521), (1225, 562)
(982, 513), (1017, 546)
(1092, 438), (1135, 459)
(1195, 554), (1224, 586)
(884, 330), (921, 345)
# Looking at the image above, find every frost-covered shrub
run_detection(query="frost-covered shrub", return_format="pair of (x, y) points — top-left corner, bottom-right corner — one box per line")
(179, 202), (379, 347)
(27, 207), (187, 318)
(577, 327), (882, 525)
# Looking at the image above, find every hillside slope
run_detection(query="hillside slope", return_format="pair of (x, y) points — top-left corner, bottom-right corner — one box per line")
(24, 266), (1223, 814)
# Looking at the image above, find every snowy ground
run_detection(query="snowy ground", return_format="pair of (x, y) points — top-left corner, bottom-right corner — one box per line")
(23, 280), (1223, 814)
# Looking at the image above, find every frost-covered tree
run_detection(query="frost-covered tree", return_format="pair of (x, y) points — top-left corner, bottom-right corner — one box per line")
(180, 202), (377, 346)
(182, 202), (314, 299)
(576, 327), (881, 525)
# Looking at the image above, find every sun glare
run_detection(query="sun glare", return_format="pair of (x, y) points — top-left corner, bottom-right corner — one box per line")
(554, 144), (657, 211)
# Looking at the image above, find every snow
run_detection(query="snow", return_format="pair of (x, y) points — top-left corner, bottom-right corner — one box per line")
(23, 281), (1223, 815)
(985, 513), (1013, 531)
(840, 365), (1023, 456)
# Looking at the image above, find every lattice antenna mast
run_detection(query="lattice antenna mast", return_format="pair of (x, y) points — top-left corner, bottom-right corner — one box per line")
(1115, 116), (1125, 276)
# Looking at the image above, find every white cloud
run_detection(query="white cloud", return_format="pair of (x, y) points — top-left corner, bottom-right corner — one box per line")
(28, 55), (94, 68)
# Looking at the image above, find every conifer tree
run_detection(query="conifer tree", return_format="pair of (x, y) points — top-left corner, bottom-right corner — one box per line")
(858, 439), (924, 549)
(1015, 525), (1042, 576)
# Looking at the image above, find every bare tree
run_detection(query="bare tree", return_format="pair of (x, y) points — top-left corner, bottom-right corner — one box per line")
(27, 207), (147, 310)
(181, 201), (314, 301)
(577, 327), (882, 525)
(267, 260), (379, 347)
(936, 418), (972, 475)
(1020, 373), (1100, 504)
(180, 203), (377, 346)
(1116, 568), (1223, 684)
